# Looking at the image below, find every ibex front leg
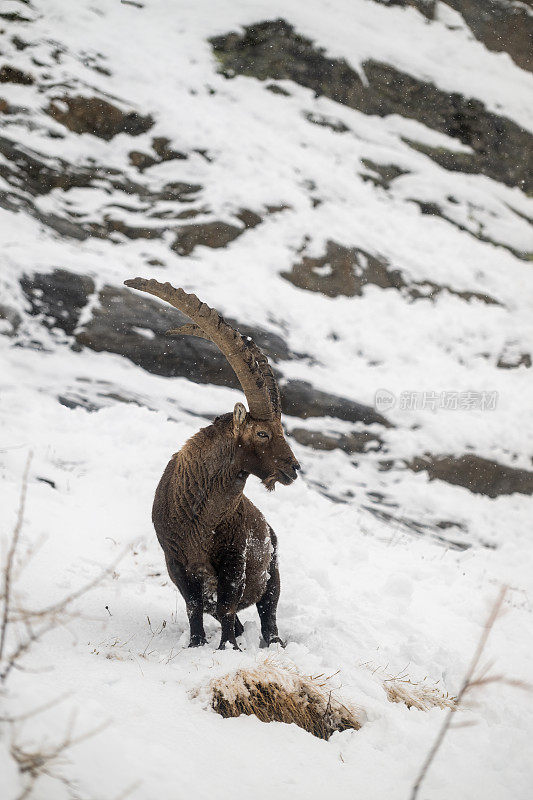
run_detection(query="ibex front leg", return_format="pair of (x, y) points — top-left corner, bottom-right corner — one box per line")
(215, 549), (245, 650)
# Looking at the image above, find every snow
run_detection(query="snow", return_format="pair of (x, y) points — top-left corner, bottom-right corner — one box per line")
(1, 0), (533, 798)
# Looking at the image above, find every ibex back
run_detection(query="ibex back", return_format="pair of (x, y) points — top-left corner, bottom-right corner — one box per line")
(124, 278), (300, 649)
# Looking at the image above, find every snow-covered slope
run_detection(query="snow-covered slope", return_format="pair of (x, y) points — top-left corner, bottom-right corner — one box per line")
(1, 1), (532, 798)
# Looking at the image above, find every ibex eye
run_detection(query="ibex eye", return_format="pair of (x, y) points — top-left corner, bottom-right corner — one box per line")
(257, 431), (269, 438)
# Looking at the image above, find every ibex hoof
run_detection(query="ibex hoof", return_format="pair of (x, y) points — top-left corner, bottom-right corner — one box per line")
(266, 636), (285, 648)
(218, 640), (241, 651)
(188, 635), (207, 647)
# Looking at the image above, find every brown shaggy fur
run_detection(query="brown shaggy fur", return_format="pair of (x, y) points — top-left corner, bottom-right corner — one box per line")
(124, 278), (300, 650)
(209, 660), (363, 740)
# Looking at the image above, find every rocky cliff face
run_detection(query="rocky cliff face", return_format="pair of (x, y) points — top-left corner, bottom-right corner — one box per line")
(211, 18), (533, 191)
(1, 0), (532, 546)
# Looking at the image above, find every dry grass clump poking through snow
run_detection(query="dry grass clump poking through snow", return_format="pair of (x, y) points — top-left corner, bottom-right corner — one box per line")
(383, 678), (457, 711)
(362, 663), (457, 711)
(209, 659), (363, 740)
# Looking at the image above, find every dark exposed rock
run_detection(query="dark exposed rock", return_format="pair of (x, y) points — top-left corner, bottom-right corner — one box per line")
(290, 427), (383, 453)
(360, 158), (410, 189)
(497, 352), (531, 370)
(366, 0), (532, 72)
(46, 95), (154, 140)
(30, 210), (90, 240)
(265, 83), (291, 96)
(58, 394), (100, 413)
(19, 269), (390, 427)
(80, 56), (111, 77)
(443, 0), (532, 73)
(280, 380), (391, 426)
(407, 454), (533, 497)
(0, 136), (138, 201)
(0, 65), (34, 84)
(76, 284), (293, 389)
(129, 136), (187, 171)
(87, 217), (164, 240)
(0, 135), (201, 240)
(283, 241), (396, 297)
(172, 210), (262, 256)
(20, 268), (289, 370)
(235, 209), (263, 228)
(0, 303), (22, 336)
(156, 181), (201, 202)
(0, 135), (100, 196)
(12, 36), (30, 51)
(407, 196), (531, 261)
(128, 150), (158, 171)
(411, 200), (442, 216)
(0, 98), (17, 114)
(304, 112), (350, 133)
(194, 148), (214, 162)
(152, 136), (187, 161)
(0, 136), (263, 251)
(371, 0), (436, 19)
(77, 285), (245, 388)
(172, 221), (244, 256)
(363, 504), (470, 550)
(0, 186), (88, 242)
(0, 185), (90, 242)
(21, 269), (96, 335)
(0, 10), (33, 22)
(152, 207), (205, 221)
(282, 240), (500, 304)
(401, 136), (480, 175)
(210, 19), (533, 191)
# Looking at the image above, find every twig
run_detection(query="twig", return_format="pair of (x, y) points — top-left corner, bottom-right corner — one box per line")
(0, 452), (32, 661)
(0, 693), (70, 723)
(12, 717), (109, 775)
(1, 457), (137, 798)
(10, 546), (129, 621)
(2, 545), (130, 681)
(409, 586), (508, 800)
(111, 780), (143, 800)
(1, 621), (56, 682)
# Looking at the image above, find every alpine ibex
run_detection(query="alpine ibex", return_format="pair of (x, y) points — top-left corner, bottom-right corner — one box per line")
(124, 278), (300, 650)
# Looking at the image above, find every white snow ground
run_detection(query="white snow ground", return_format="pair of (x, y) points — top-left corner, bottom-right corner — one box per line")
(1, 1), (532, 798)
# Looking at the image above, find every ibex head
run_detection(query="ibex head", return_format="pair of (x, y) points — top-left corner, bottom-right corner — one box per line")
(231, 401), (300, 489)
(124, 278), (300, 490)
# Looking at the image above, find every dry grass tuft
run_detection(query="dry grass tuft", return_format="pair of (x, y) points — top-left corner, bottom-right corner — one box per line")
(384, 677), (457, 711)
(361, 661), (457, 712)
(209, 658), (363, 740)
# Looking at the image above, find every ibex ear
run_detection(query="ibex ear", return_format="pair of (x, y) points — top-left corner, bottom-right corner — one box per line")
(233, 402), (247, 432)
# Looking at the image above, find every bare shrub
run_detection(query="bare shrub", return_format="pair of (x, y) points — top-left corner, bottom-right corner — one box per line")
(410, 586), (531, 800)
(1, 453), (135, 799)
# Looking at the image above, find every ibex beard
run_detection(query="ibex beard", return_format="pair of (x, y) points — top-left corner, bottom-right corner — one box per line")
(124, 278), (300, 650)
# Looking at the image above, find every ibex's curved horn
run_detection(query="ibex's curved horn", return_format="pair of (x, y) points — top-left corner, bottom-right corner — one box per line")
(241, 337), (281, 418)
(168, 315), (280, 416)
(166, 324), (206, 338)
(124, 278), (278, 420)
(167, 317), (281, 417)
